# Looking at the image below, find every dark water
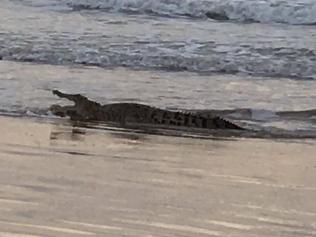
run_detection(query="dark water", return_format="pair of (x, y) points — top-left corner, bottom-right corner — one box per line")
(0, 0), (315, 137)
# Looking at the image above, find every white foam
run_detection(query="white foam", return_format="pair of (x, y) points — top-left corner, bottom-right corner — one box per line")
(65, 0), (316, 25)
(1, 41), (315, 80)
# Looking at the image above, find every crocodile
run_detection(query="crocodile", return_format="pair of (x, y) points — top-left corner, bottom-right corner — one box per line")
(50, 90), (244, 130)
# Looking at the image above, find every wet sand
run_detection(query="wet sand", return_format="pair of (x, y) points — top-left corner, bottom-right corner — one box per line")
(0, 115), (315, 237)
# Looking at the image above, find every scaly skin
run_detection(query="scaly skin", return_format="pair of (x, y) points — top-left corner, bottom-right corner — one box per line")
(50, 90), (244, 130)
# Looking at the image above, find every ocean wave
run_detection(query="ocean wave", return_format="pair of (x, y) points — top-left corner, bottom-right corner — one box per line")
(63, 0), (316, 25)
(1, 35), (316, 80)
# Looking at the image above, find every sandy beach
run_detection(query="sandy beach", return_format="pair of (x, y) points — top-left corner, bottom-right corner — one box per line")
(0, 115), (315, 237)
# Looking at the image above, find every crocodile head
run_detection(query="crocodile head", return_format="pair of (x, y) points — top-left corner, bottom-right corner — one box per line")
(50, 90), (101, 121)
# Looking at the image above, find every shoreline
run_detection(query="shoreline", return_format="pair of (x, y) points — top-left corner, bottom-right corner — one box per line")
(0, 115), (315, 236)
(1, 113), (316, 140)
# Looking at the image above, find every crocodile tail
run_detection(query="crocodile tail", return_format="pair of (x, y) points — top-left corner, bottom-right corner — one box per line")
(167, 112), (243, 130)
(188, 114), (244, 130)
(208, 116), (244, 130)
